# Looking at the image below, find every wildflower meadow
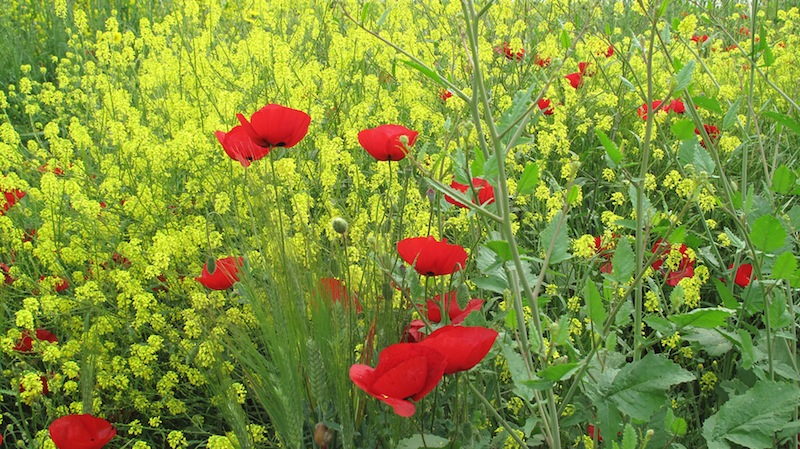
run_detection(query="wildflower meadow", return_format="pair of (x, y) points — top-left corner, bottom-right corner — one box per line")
(1, 0), (800, 448)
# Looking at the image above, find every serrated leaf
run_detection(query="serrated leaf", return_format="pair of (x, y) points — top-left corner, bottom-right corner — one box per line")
(749, 214), (786, 253)
(675, 60), (695, 92)
(584, 280), (606, 328)
(669, 226), (686, 244)
(679, 139), (715, 174)
(693, 96), (723, 114)
(538, 362), (580, 382)
(772, 252), (797, 280)
(763, 111), (800, 135)
(483, 155), (499, 181)
(723, 98), (741, 130)
(540, 211), (571, 264)
(771, 164), (796, 194)
(596, 129), (622, 165)
(621, 423), (637, 449)
(609, 236), (634, 284)
(668, 307), (734, 329)
(517, 162), (540, 195)
(666, 408), (688, 436)
(671, 119), (696, 140)
(397, 434), (449, 449)
(399, 59), (444, 86)
(702, 381), (800, 449)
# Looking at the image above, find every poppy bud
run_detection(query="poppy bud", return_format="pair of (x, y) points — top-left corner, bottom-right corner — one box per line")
(314, 422), (334, 447)
(331, 217), (348, 234)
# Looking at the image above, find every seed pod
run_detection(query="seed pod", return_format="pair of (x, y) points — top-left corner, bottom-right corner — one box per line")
(314, 422), (334, 447)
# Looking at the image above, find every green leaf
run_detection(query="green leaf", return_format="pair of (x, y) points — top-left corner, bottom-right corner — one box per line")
(669, 225), (686, 244)
(596, 129), (622, 165)
(666, 409), (688, 436)
(471, 148), (485, 178)
(693, 96), (723, 114)
(561, 28), (570, 49)
(772, 252), (797, 280)
(517, 162), (540, 195)
(763, 46), (775, 67)
(584, 280), (606, 328)
(397, 434), (449, 449)
(206, 256), (217, 274)
(763, 111), (800, 135)
(485, 241), (513, 262)
(723, 98), (741, 130)
(540, 211), (571, 264)
(567, 185), (581, 205)
(601, 354), (694, 422)
(737, 329), (755, 370)
(713, 278), (739, 309)
(678, 139), (715, 174)
(674, 60), (696, 92)
(498, 85), (536, 149)
(771, 164), (796, 194)
(621, 424), (637, 449)
(671, 119), (696, 140)
(609, 236), (634, 284)
(702, 381), (800, 449)
(538, 362), (580, 382)
(749, 214), (786, 253)
(668, 308), (734, 329)
(398, 59), (444, 86)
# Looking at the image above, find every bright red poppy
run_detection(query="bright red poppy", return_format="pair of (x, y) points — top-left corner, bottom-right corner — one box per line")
(605, 45), (614, 58)
(445, 178), (495, 208)
(402, 319), (426, 343)
(195, 256), (243, 290)
(236, 104), (311, 149)
(728, 263), (753, 287)
(397, 236), (468, 276)
(418, 325), (498, 375)
(691, 34), (709, 44)
(538, 98), (554, 115)
(49, 414), (116, 449)
(578, 62), (593, 76)
(669, 99), (686, 114)
(651, 239), (695, 286)
(695, 124), (720, 148)
(1, 190), (25, 215)
(565, 72), (583, 89)
(439, 89), (453, 101)
(358, 124), (418, 161)
(501, 42), (525, 60)
(316, 277), (362, 313)
(14, 329), (58, 353)
(215, 125), (271, 167)
(637, 100), (667, 120)
(349, 342), (446, 417)
(424, 291), (483, 325)
(535, 55), (551, 67)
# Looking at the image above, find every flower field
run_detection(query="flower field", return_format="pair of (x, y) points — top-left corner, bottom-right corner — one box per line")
(1, 0), (800, 448)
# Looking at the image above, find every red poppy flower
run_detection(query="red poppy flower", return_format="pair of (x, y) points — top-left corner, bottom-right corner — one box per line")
(439, 89), (453, 101)
(651, 239), (695, 286)
(14, 329), (58, 353)
(565, 72), (583, 89)
(358, 124), (418, 161)
(637, 100), (666, 120)
(1, 262), (13, 285)
(669, 99), (686, 114)
(316, 277), (362, 313)
(19, 375), (50, 395)
(588, 424), (603, 442)
(49, 414), (116, 449)
(215, 125), (271, 167)
(594, 236), (615, 273)
(691, 34), (710, 44)
(38, 276), (69, 292)
(728, 263), (753, 287)
(445, 178), (495, 208)
(418, 325), (498, 375)
(502, 43), (525, 61)
(738, 27), (750, 37)
(1, 190), (25, 215)
(424, 291), (483, 325)
(578, 62), (593, 76)
(695, 124), (720, 148)
(349, 342), (446, 417)
(401, 319), (426, 343)
(605, 45), (614, 58)
(195, 256), (243, 290)
(535, 55), (551, 67)
(236, 104), (311, 149)
(538, 98), (554, 115)
(397, 236), (468, 276)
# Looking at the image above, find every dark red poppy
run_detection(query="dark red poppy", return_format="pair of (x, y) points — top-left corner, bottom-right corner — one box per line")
(594, 236), (615, 273)
(565, 72), (582, 89)
(402, 319), (426, 343)
(502, 43), (525, 61)
(1, 262), (13, 285)
(691, 34), (710, 44)
(538, 98), (554, 115)
(651, 239), (695, 286)
(397, 236), (468, 276)
(588, 424), (603, 442)
(605, 45), (614, 58)
(1, 190), (25, 215)
(738, 27), (750, 37)
(637, 100), (666, 120)
(236, 103), (311, 149)
(39, 276), (69, 292)
(578, 62), (593, 76)
(728, 263), (753, 287)
(215, 125), (271, 167)
(445, 178), (495, 208)
(535, 55), (551, 67)
(669, 99), (686, 114)
(349, 342), (446, 417)
(418, 325), (498, 375)
(14, 329), (58, 353)
(358, 124), (418, 161)
(423, 291), (483, 325)
(49, 414), (116, 449)
(195, 256), (243, 290)
(316, 277), (362, 313)
(439, 89), (453, 101)
(19, 375), (50, 395)
(695, 124), (720, 148)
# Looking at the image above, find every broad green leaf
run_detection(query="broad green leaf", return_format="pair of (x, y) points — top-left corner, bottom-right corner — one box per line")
(669, 225), (686, 244)
(601, 353), (694, 422)
(501, 339), (535, 399)
(517, 162), (540, 195)
(763, 111), (800, 135)
(397, 434), (449, 449)
(561, 29), (570, 49)
(737, 329), (754, 370)
(471, 148), (485, 178)
(483, 155), (499, 181)
(666, 409), (688, 436)
(772, 252), (797, 280)
(723, 98), (741, 130)
(763, 46), (775, 66)
(485, 241), (513, 262)
(609, 236), (634, 284)
(540, 211), (571, 264)
(206, 256), (217, 274)
(768, 290), (792, 329)
(538, 362), (580, 382)
(621, 424), (637, 449)
(671, 119), (696, 140)
(678, 139), (715, 174)
(567, 185), (581, 205)
(693, 96), (723, 114)
(771, 164), (796, 194)
(702, 381), (800, 449)
(668, 307), (734, 329)
(749, 214), (786, 253)
(596, 129), (622, 165)
(399, 59), (443, 86)
(674, 60), (695, 92)
(644, 316), (675, 335)
(584, 280), (606, 327)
